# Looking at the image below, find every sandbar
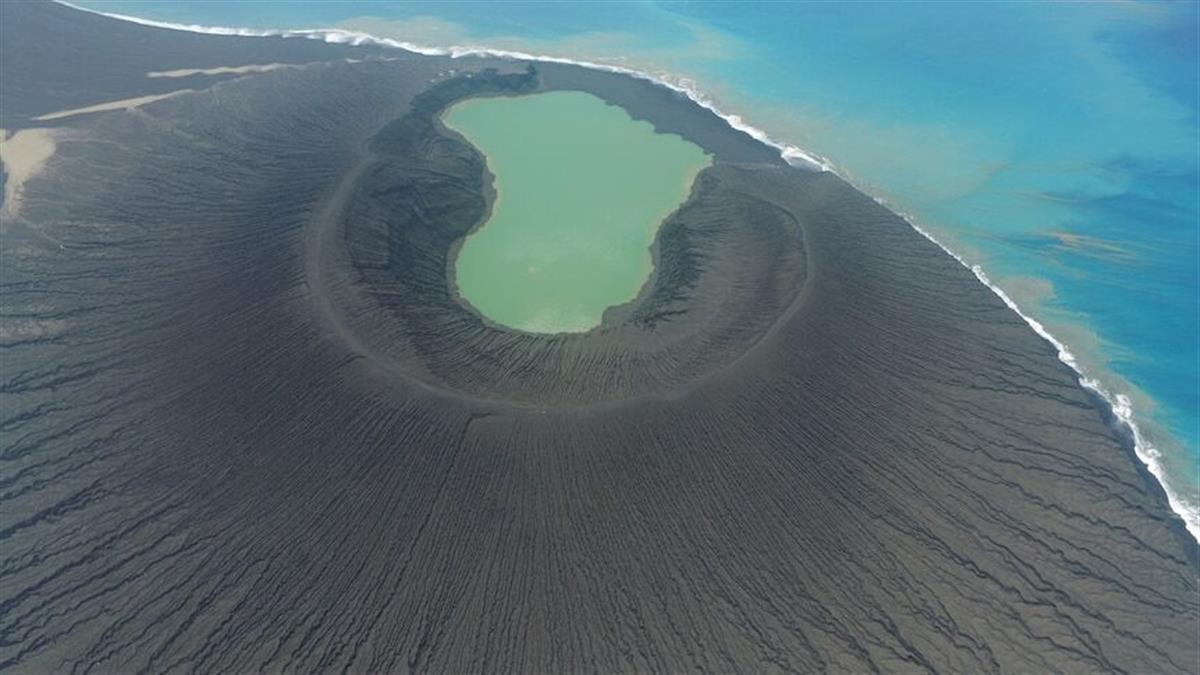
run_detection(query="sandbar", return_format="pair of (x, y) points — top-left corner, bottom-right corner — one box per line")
(32, 90), (192, 121)
(0, 127), (57, 215)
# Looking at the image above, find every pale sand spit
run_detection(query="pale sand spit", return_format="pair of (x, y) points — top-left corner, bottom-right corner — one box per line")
(146, 62), (294, 78)
(32, 90), (193, 122)
(0, 128), (57, 216)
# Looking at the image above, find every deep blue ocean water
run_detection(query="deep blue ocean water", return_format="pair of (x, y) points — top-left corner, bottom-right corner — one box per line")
(77, 1), (1200, 525)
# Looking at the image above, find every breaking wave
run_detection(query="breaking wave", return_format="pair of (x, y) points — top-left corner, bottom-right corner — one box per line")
(902, 215), (1200, 542)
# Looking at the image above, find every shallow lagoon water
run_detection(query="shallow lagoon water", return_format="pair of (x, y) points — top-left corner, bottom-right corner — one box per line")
(445, 91), (708, 333)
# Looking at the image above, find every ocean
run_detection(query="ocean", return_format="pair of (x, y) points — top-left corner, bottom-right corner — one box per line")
(73, 0), (1200, 533)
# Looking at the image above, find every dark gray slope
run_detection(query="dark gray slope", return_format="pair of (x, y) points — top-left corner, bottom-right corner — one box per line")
(1, 3), (1197, 674)
(0, 1), (390, 126)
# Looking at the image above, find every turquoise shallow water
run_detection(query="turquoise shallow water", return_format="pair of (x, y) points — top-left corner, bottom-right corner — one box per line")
(78, 1), (1199, 522)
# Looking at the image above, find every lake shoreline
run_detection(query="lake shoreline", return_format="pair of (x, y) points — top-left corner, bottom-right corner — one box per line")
(443, 90), (710, 334)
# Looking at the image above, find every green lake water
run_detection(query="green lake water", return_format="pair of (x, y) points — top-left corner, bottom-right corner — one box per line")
(443, 91), (710, 333)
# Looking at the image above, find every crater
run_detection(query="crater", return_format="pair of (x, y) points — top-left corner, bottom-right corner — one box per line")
(331, 68), (807, 406)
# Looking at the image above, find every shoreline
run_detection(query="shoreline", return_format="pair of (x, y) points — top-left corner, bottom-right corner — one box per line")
(53, 0), (1199, 543)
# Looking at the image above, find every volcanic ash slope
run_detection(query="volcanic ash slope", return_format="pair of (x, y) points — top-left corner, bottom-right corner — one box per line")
(0, 3), (1197, 673)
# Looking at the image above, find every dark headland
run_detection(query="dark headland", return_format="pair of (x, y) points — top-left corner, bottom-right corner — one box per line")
(1, 2), (1196, 673)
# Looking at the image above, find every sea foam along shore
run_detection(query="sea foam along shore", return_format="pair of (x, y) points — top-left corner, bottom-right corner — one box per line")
(55, 1), (1200, 544)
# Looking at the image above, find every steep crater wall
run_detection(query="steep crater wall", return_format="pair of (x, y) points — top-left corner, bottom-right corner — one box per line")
(331, 68), (808, 406)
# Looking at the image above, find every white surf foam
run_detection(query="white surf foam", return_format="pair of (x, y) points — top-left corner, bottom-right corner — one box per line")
(58, 3), (834, 171)
(901, 213), (1200, 543)
(55, 0), (1200, 543)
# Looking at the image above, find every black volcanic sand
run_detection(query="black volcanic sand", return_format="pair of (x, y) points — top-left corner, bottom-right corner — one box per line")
(1, 3), (1197, 673)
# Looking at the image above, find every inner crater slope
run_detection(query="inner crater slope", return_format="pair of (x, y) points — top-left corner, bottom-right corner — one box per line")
(329, 67), (808, 406)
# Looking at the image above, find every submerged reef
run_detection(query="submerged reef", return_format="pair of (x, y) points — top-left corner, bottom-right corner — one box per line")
(0, 2), (1196, 673)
